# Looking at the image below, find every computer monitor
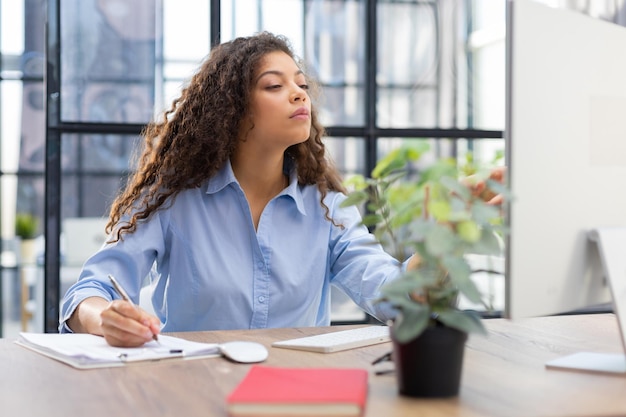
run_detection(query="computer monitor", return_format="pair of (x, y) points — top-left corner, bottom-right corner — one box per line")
(504, 0), (626, 373)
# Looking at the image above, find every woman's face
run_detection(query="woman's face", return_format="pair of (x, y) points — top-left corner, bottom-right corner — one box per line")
(243, 51), (311, 152)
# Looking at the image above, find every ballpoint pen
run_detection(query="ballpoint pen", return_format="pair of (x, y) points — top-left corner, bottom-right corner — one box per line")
(108, 274), (159, 343)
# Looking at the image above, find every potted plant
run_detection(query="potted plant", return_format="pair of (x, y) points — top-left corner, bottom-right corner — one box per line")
(15, 212), (39, 265)
(342, 143), (509, 397)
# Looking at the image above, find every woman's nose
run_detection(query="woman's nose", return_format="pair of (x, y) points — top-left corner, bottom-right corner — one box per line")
(291, 86), (307, 102)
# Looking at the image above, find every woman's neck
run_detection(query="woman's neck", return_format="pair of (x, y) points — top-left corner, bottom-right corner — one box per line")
(231, 150), (286, 190)
(231, 150), (288, 230)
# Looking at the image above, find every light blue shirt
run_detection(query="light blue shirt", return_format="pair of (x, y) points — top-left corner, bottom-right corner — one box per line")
(59, 160), (404, 333)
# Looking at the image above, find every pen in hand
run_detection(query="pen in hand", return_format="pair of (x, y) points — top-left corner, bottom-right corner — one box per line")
(108, 274), (160, 344)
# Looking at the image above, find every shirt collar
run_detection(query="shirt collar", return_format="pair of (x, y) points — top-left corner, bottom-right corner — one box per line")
(205, 159), (307, 216)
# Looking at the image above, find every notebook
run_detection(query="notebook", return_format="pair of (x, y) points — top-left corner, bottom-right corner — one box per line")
(226, 365), (368, 416)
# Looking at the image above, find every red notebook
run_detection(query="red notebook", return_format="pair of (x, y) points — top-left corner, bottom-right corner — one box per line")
(226, 365), (369, 416)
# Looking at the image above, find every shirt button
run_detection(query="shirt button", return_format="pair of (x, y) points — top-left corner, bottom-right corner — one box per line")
(258, 296), (265, 303)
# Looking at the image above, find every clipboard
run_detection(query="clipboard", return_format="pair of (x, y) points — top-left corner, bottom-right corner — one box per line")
(16, 332), (221, 369)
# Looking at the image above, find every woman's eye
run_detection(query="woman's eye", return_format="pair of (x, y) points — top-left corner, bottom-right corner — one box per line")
(299, 84), (310, 90)
(266, 85), (281, 90)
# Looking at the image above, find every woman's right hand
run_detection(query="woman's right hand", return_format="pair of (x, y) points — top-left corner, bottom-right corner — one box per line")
(100, 299), (161, 347)
(68, 296), (160, 347)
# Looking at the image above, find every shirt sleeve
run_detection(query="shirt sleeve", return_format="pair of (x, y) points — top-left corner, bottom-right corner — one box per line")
(326, 192), (408, 323)
(58, 211), (167, 333)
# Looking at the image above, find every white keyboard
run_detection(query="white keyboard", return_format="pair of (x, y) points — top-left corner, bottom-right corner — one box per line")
(272, 325), (391, 353)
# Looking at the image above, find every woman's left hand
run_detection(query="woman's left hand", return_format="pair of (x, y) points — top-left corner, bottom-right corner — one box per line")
(467, 166), (506, 205)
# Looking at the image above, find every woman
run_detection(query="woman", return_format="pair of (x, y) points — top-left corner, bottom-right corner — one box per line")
(59, 32), (405, 347)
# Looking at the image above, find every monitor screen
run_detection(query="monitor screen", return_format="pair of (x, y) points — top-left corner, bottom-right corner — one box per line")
(504, 0), (626, 320)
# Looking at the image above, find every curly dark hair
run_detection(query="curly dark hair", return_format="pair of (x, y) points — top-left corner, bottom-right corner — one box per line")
(106, 32), (346, 241)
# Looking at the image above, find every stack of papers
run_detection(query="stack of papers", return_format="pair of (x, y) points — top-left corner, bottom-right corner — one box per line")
(16, 332), (221, 369)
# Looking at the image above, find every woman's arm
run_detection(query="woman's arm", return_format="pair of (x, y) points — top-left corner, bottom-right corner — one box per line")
(61, 210), (169, 346)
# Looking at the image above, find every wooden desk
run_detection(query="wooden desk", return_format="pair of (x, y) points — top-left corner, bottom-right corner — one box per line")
(1, 314), (624, 417)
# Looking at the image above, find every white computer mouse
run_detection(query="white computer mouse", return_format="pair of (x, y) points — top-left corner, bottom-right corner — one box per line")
(219, 341), (269, 363)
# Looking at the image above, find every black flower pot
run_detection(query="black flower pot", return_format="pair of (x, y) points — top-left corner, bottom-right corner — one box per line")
(392, 325), (468, 398)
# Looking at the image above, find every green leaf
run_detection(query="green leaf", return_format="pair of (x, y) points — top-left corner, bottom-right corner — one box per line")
(361, 213), (384, 227)
(383, 170), (411, 186)
(380, 278), (419, 299)
(455, 275), (484, 304)
(441, 256), (483, 303)
(485, 179), (513, 200)
(372, 148), (407, 179)
(387, 183), (421, 205)
(436, 310), (487, 335)
(425, 224), (457, 256)
(404, 141), (431, 159)
(393, 303), (430, 343)
(381, 270), (438, 299)
(408, 218), (432, 236)
(457, 220), (481, 243)
(470, 202), (501, 224)
(420, 159), (457, 184)
(428, 200), (451, 222)
(390, 205), (420, 229)
(440, 176), (471, 201)
(365, 202), (380, 213)
(468, 228), (502, 255)
(340, 190), (369, 208)
(342, 174), (367, 191)
(441, 256), (471, 282)
(375, 143), (431, 177)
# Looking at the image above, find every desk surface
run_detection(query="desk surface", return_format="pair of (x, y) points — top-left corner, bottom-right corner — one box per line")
(1, 314), (625, 417)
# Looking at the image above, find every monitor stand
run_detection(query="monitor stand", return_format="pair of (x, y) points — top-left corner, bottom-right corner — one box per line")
(544, 227), (626, 374)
